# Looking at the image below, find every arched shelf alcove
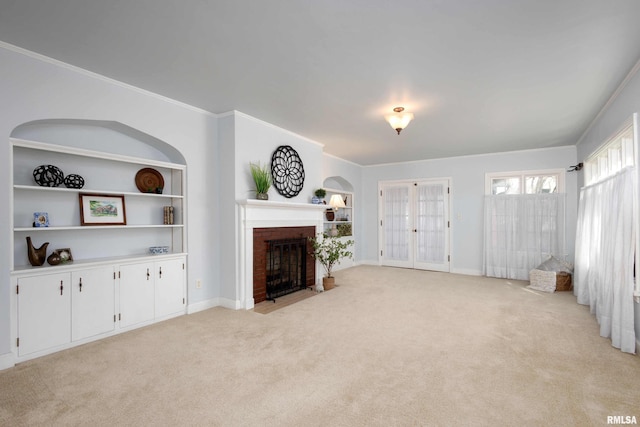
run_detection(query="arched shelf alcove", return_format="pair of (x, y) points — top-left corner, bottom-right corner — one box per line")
(11, 119), (186, 165)
(322, 176), (354, 239)
(322, 176), (353, 193)
(10, 118), (189, 361)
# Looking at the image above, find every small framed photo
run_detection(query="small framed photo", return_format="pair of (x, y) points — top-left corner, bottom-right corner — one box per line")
(33, 212), (49, 227)
(54, 248), (73, 263)
(79, 193), (127, 226)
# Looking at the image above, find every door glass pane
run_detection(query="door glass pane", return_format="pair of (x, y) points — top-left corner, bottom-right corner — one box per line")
(416, 184), (445, 264)
(384, 186), (409, 261)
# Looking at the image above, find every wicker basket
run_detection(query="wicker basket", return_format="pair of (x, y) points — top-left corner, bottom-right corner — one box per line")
(555, 271), (573, 292)
(529, 269), (573, 292)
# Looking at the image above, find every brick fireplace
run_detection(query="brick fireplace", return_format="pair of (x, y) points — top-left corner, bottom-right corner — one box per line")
(237, 199), (326, 309)
(253, 226), (315, 303)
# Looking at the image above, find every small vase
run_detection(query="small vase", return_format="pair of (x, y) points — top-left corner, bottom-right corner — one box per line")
(311, 196), (320, 204)
(325, 209), (335, 221)
(26, 236), (49, 267)
(256, 193), (268, 200)
(47, 252), (61, 266)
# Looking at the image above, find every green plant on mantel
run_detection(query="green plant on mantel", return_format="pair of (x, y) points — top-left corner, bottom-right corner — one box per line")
(314, 188), (327, 198)
(309, 233), (354, 278)
(250, 162), (272, 198)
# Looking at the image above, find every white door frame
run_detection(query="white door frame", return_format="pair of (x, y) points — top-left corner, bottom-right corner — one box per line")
(378, 178), (451, 272)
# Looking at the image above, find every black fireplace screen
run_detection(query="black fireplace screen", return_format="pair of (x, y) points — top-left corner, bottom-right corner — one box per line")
(266, 237), (307, 301)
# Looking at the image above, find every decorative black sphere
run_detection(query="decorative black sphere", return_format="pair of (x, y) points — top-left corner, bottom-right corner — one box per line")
(271, 145), (305, 198)
(33, 165), (64, 187)
(64, 173), (85, 189)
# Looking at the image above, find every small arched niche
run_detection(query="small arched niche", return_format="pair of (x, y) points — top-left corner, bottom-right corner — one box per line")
(11, 119), (185, 164)
(322, 176), (353, 192)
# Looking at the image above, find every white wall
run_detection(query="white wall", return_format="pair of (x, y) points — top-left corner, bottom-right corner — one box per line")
(0, 44), (220, 363)
(361, 146), (579, 275)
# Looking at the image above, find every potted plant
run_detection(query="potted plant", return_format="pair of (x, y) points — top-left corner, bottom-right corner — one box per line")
(312, 188), (326, 204)
(250, 162), (272, 200)
(309, 233), (354, 290)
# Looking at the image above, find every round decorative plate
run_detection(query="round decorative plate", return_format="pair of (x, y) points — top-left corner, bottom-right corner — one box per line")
(135, 168), (165, 193)
(271, 145), (305, 198)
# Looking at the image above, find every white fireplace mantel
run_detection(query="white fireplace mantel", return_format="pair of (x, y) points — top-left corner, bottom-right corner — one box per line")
(236, 199), (326, 309)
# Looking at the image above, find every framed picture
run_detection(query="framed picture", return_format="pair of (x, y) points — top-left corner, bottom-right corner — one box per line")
(53, 248), (73, 263)
(33, 212), (49, 227)
(79, 193), (127, 226)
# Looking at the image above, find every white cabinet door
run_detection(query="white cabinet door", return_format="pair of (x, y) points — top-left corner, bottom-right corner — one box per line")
(119, 263), (155, 328)
(154, 258), (185, 319)
(71, 266), (116, 341)
(17, 273), (71, 356)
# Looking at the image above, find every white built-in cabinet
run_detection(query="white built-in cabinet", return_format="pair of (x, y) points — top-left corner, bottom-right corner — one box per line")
(10, 138), (187, 361)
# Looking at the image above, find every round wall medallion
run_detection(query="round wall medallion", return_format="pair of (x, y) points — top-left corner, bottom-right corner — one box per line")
(271, 145), (305, 198)
(64, 174), (85, 189)
(33, 165), (64, 187)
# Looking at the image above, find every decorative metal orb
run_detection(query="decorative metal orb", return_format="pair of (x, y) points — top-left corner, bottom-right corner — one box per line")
(271, 145), (305, 198)
(33, 165), (64, 187)
(64, 173), (85, 189)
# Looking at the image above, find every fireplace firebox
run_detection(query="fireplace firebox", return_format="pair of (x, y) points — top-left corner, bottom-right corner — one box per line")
(253, 226), (315, 303)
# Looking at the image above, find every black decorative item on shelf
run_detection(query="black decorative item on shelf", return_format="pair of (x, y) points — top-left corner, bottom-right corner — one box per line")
(33, 165), (64, 187)
(64, 173), (85, 189)
(271, 145), (305, 198)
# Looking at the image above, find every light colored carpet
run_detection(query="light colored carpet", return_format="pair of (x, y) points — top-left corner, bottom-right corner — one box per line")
(1, 265), (639, 426)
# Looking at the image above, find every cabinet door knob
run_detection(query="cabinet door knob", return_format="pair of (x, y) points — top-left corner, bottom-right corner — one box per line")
(60, 280), (64, 295)
(146, 268), (150, 280)
(159, 267), (162, 278)
(79, 277), (83, 292)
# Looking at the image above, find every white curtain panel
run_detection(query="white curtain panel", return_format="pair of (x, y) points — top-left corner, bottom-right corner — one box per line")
(484, 193), (565, 280)
(574, 167), (636, 353)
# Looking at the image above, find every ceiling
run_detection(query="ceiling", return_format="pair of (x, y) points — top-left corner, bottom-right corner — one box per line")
(1, 1), (640, 165)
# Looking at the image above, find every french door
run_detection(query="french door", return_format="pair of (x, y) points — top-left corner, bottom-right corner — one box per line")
(379, 179), (450, 272)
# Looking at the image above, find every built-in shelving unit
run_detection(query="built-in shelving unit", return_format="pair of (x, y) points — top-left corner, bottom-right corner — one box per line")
(11, 138), (186, 270)
(322, 187), (354, 238)
(10, 137), (188, 363)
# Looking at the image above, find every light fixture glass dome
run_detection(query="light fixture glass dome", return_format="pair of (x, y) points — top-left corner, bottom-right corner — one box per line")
(385, 107), (414, 135)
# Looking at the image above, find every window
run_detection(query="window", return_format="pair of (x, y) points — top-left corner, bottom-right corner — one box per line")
(486, 169), (564, 195)
(584, 121), (635, 185)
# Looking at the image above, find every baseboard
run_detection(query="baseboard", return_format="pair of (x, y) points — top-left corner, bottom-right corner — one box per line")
(218, 297), (244, 310)
(636, 338), (640, 356)
(451, 268), (483, 276)
(357, 259), (380, 266)
(187, 298), (219, 314)
(0, 351), (15, 371)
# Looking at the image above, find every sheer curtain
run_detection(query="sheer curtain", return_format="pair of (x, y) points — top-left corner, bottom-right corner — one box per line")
(574, 167), (636, 353)
(384, 186), (409, 261)
(484, 194), (565, 280)
(416, 183), (445, 264)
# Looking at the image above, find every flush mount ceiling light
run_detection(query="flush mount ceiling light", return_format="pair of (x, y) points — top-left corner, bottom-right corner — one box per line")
(385, 107), (414, 135)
